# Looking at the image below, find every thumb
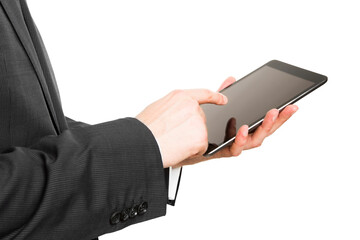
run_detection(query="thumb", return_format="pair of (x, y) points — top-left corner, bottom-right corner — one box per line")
(217, 77), (236, 92)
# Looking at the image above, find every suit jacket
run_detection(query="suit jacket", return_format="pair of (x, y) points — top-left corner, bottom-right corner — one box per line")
(0, 0), (169, 239)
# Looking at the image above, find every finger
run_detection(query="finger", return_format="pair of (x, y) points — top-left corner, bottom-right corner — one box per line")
(203, 124), (248, 159)
(246, 109), (279, 149)
(229, 125), (249, 156)
(217, 77), (236, 92)
(198, 105), (206, 122)
(184, 89), (228, 105)
(269, 105), (298, 135)
(224, 117), (236, 141)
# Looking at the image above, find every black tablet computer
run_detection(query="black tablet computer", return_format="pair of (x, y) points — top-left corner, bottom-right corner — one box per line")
(201, 60), (327, 156)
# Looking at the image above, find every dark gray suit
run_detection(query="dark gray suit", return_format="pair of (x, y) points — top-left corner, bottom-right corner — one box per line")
(0, 0), (168, 239)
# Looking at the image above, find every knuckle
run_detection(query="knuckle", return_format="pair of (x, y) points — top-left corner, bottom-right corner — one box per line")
(200, 126), (208, 143)
(200, 111), (206, 124)
(170, 89), (185, 98)
(235, 138), (245, 148)
(203, 89), (212, 95)
(254, 141), (262, 148)
(196, 104), (205, 117)
(198, 138), (209, 155)
(194, 120), (208, 154)
(264, 125), (272, 132)
(233, 151), (242, 157)
(250, 139), (261, 148)
(230, 147), (241, 157)
(186, 99), (200, 113)
(203, 89), (213, 101)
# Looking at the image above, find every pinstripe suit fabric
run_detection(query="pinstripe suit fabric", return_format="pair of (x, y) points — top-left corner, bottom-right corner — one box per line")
(0, 0), (167, 239)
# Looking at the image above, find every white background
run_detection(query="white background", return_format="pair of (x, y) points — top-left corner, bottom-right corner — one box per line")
(29, 0), (359, 239)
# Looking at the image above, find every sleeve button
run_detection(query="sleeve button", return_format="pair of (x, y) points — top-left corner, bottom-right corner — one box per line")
(137, 201), (148, 215)
(110, 212), (121, 225)
(120, 209), (129, 222)
(128, 207), (138, 218)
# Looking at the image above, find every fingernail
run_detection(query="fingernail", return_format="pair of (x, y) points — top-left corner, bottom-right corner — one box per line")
(242, 125), (248, 137)
(221, 93), (228, 104)
(272, 110), (279, 122)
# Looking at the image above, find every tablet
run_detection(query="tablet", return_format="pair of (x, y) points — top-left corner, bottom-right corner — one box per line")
(201, 60), (327, 156)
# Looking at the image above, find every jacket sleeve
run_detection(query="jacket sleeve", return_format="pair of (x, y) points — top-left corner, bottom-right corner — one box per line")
(0, 117), (167, 240)
(64, 116), (178, 206)
(65, 116), (91, 129)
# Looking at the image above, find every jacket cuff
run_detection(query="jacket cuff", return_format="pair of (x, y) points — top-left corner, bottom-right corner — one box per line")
(87, 117), (167, 236)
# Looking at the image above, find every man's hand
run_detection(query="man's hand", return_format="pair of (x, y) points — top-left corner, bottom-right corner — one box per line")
(175, 77), (299, 167)
(136, 89), (227, 168)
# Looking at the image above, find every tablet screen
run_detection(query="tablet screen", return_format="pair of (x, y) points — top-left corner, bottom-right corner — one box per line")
(201, 65), (315, 153)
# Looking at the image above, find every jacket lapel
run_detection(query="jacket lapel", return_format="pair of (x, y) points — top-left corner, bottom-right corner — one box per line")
(0, 0), (61, 135)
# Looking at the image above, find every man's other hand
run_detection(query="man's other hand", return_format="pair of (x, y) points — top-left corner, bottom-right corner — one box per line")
(175, 77), (298, 167)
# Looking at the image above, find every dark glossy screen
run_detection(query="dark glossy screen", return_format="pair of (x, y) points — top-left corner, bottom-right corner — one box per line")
(201, 65), (314, 154)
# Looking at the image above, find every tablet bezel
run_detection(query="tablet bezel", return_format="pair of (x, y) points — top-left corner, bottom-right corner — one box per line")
(204, 60), (327, 156)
